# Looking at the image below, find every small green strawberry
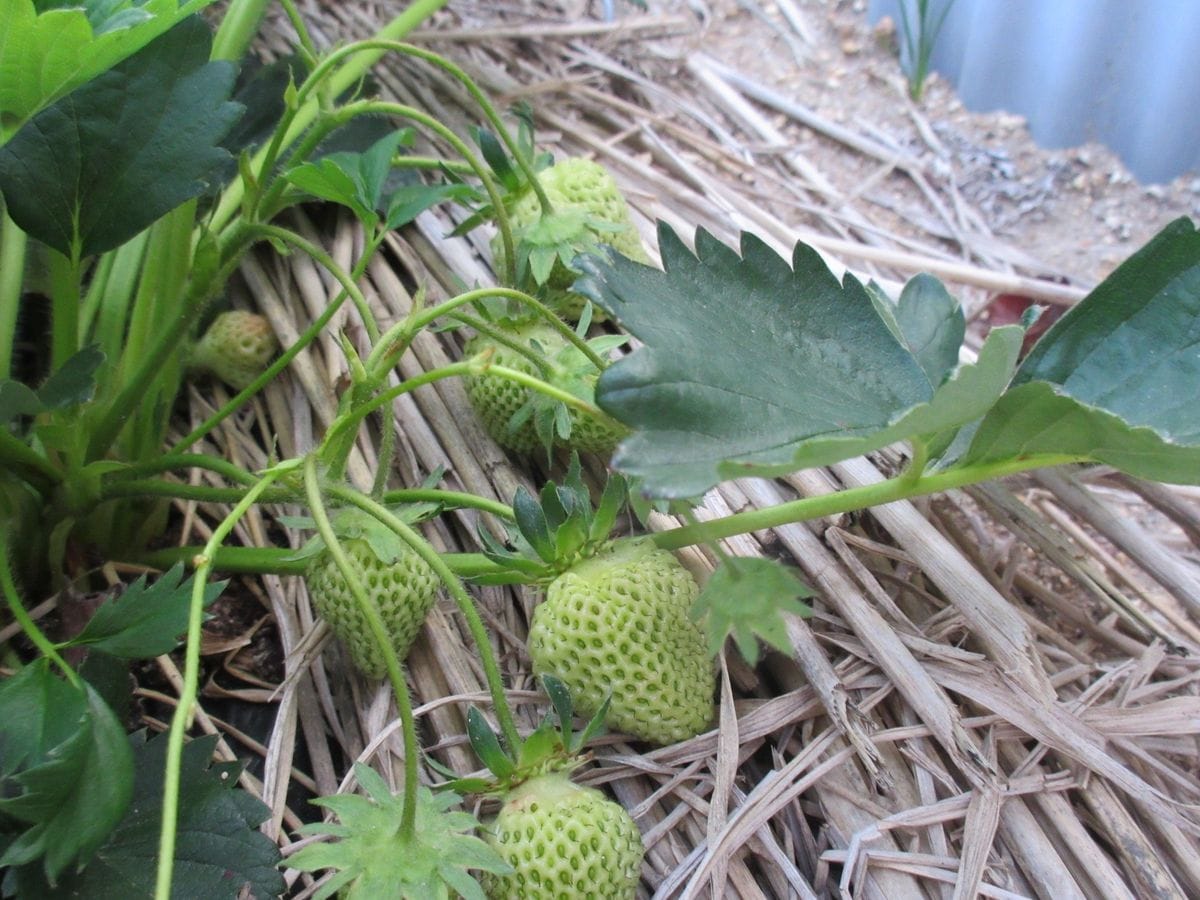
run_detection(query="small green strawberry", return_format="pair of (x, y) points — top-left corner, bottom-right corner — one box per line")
(190, 310), (278, 390)
(304, 511), (441, 679)
(491, 157), (649, 321)
(447, 676), (643, 900)
(477, 462), (715, 746)
(529, 537), (714, 745)
(481, 773), (643, 899)
(462, 319), (628, 456)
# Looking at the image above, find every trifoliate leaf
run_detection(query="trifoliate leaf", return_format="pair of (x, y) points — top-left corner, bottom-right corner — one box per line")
(692, 557), (813, 666)
(0, 15), (241, 258)
(578, 227), (1021, 497)
(61, 564), (225, 659)
(289, 763), (510, 900)
(960, 217), (1200, 484)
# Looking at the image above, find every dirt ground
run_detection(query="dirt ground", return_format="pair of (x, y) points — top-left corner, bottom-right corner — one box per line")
(637, 0), (1200, 288)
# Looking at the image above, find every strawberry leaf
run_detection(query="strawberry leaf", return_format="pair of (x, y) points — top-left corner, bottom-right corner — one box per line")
(12, 731), (284, 899)
(0, 662), (133, 883)
(960, 217), (1200, 483)
(60, 564), (224, 659)
(0, 0), (219, 143)
(0, 15), (242, 258)
(692, 557), (813, 666)
(579, 226), (1022, 497)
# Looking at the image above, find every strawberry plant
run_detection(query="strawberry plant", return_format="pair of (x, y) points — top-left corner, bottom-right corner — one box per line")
(2, 0), (1200, 896)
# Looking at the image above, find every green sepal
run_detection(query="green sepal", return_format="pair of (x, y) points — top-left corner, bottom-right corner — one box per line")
(466, 708), (515, 780)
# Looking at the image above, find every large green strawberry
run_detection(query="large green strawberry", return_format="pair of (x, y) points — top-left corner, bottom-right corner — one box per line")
(528, 537), (715, 745)
(306, 536), (440, 679)
(492, 158), (649, 320)
(190, 310), (278, 390)
(481, 773), (643, 899)
(462, 320), (627, 456)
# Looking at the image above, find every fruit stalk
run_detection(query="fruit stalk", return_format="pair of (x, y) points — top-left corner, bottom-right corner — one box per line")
(156, 462), (291, 900)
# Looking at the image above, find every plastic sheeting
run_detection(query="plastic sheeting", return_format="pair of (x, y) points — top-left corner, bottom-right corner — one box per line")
(868, 0), (1200, 184)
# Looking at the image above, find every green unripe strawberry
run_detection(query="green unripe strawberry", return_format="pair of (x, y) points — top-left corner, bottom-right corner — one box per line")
(528, 538), (715, 745)
(463, 321), (626, 456)
(482, 773), (644, 899)
(306, 537), (440, 679)
(190, 310), (278, 390)
(492, 158), (649, 321)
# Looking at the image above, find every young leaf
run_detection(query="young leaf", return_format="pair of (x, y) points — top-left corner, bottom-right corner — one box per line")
(894, 273), (965, 387)
(692, 556), (813, 666)
(959, 217), (1200, 484)
(0, 15), (242, 258)
(10, 731), (284, 899)
(61, 564), (225, 659)
(36, 345), (105, 409)
(0, 663), (134, 883)
(578, 226), (1016, 497)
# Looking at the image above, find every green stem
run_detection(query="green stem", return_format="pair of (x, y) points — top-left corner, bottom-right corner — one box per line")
(132, 546), (509, 579)
(105, 454), (261, 486)
(48, 249), (82, 371)
(210, 0), (272, 62)
(0, 207), (27, 376)
(0, 430), (61, 490)
(651, 454), (1084, 550)
(303, 457), (420, 839)
(99, 479), (294, 505)
(327, 484), (522, 752)
(320, 361), (475, 461)
(0, 542), (79, 687)
(368, 285), (603, 374)
(154, 462), (291, 900)
(249, 222), (380, 343)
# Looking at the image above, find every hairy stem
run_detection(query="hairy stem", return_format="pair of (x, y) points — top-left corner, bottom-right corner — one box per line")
(651, 454), (1083, 550)
(155, 464), (289, 899)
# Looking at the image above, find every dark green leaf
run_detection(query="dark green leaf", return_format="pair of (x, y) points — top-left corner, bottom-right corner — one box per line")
(36, 345), (104, 409)
(0, 380), (45, 424)
(0, 16), (241, 257)
(62, 564), (225, 658)
(0, 668), (133, 883)
(581, 227), (1000, 497)
(0, 661), (85, 777)
(23, 731), (283, 899)
(0, 0), (218, 141)
(894, 273), (965, 387)
(960, 218), (1200, 483)
(692, 556), (813, 666)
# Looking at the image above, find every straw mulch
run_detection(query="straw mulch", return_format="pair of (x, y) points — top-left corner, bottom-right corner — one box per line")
(171, 2), (1200, 897)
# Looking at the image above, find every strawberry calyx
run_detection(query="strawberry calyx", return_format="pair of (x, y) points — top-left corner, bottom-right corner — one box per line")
(473, 455), (628, 585)
(439, 674), (610, 798)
